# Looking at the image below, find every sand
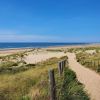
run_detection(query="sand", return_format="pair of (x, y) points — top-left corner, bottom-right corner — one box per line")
(67, 53), (100, 100)
(24, 51), (66, 64)
(0, 48), (67, 64)
(0, 48), (32, 56)
(0, 43), (100, 56)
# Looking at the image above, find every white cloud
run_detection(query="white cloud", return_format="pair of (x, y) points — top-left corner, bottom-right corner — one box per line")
(0, 30), (99, 42)
(0, 30), (62, 42)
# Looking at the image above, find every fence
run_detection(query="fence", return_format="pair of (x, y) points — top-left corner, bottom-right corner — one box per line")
(48, 60), (67, 100)
(82, 60), (100, 72)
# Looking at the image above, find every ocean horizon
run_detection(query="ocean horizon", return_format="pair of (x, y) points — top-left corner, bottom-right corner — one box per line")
(0, 42), (90, 49)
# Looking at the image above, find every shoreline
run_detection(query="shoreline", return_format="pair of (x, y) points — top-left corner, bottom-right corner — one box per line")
(0, 43), (96, 51)
(0, 42), (95, 51)
(0, 43), (100, 56)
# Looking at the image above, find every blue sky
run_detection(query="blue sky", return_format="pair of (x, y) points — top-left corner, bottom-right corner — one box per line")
(0, 0), (100, 42)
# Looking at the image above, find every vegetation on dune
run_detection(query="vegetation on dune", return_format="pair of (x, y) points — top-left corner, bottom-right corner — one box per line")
(68, 47), (100, 53)
(0, 57), (59, 100)
(76, 51), (100, 73)
(59, 68), (89, 100)
(67, 46), (100, 73)
(0, 61), (36, 74)
(0, 55), (89, 100)
(0, 56), (63, 100)
(0, 49), (35, 62)
(46, 49), (63, 52)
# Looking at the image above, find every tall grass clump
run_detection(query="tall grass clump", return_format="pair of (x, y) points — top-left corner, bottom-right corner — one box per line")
(59, 68), (90, 100)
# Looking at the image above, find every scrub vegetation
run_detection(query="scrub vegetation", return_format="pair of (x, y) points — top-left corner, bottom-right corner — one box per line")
(0, 53), (89, 100)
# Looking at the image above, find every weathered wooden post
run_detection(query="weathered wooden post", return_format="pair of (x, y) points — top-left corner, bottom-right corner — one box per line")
(49, 69), (56, 100)
(58, 62), (62, 76)
(61, 61), (64, 73)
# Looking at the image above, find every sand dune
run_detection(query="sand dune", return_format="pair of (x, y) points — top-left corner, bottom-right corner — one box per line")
(24, 51), (66, 64)
(0, 48), (32, 56)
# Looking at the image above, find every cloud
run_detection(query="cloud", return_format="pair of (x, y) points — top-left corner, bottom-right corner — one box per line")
(0, 30), (99, 42)
(0, 30), (63, 42)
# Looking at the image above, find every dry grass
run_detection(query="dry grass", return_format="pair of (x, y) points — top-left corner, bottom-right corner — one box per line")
(76, 48), (100, 73)
(0, 57), (60, 100)
(0, 54), (89, 100)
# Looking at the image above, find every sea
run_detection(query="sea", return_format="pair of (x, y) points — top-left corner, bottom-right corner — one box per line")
(0, 42), (89, 49)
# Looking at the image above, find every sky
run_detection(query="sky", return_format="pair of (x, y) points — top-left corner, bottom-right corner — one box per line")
(0, 0), (100, 42)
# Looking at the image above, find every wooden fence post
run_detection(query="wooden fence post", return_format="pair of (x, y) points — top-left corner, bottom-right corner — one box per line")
(61, 61), (64, 74)
(58, 62), (62, 76)
(49, 69), (56, 100)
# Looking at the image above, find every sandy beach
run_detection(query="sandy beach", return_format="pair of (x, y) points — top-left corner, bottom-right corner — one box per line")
(0, 43), (100, 56)
(0, 44), (100, 63)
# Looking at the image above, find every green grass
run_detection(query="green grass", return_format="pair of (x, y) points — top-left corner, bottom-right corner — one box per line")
(0, 61), (34, 74)
(46, 49), (63, 52)
(0, 51), (28, 62)
(0, 56), (89, 100)
(67, 46), (100, 73)
(76, 52), (100, 73)
(59, 68), (90, 100)
(0, 57), (60, 100)
(67, 46), (100, 53)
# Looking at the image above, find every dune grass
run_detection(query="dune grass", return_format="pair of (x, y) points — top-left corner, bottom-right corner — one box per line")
(76, 51), (100, 73)
(68, 46), (100, 53)
(0, 56), (89, 100)
(59, 68), (90, 100)
(67, 46), (100, 73)
(0, 57), (60, 100)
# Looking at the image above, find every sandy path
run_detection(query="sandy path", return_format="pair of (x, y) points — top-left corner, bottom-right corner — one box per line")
(67, 53), (100, 100)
